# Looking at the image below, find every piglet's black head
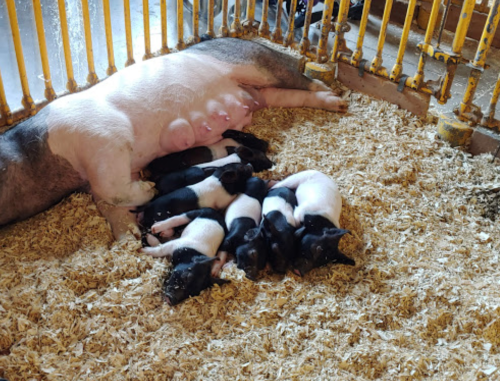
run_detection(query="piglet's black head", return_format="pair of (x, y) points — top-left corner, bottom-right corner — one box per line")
(262, 214), (295, 274)
(235, 146), (273, 172)
(163, 256), (230, 305)
(222, 129), (269, 152)
(214, 163), (253, 195)
(235, 227), (268, 281)
(293, 228), (354, 277)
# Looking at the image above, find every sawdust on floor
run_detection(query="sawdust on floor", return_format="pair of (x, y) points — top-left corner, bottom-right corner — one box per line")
(1, 87), (500, 380)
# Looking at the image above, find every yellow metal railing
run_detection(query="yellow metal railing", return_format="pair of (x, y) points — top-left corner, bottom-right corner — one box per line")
(1, 0), (500, 136)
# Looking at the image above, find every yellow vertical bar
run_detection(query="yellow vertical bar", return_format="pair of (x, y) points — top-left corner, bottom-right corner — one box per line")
(32, 0), (56, 101)
(330, 0), (350, 63)
(123, 0), (135, 66)
(271, 0), (284, 43)
(284, 0), (297, 47)
(258, 0), (270, 38)
(6, 0), (36, 113)
(410, 0), (441, 89)
(81, 0), (99, 84)
(177, 0), (186, 49)
(231, 0), (243, 37)
(350, 0), (371, 66)
(485, 73), (500, 123)
(192, 0), (200, 42)
(299, 0), (315, 55)
(219, 0), (230, 36)
(207, 0), (216, 37)
(368, 0), (393, 72)
(244, 0), (256, 32)
(160, 0), (170, 53)
(102, 0), (117, 74)
(459, 0), (500, 114)
(143, 0), (153, 59)
(390, 0), (417, 81)
(0, 69), (13, 125)
(316, 0), (334, 62)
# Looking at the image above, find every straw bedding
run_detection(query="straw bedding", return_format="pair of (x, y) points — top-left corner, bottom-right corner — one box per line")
(1, 85), (500, 380)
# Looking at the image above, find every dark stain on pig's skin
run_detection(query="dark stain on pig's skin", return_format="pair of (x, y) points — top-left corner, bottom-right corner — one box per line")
(186, 38), (317, 91)
(0, 107), (87, 226)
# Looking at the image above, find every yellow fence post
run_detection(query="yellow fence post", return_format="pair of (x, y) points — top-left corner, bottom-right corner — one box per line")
(258, 0), (271, 38)
(32, 0), (56, 101)
(299, 0), (315, 55)
(458, 0), (500, 122)
(271, 0), (284, 43)
(482, 73), (500, 127)
(143, 0), (154, 59)
(160, 0), (170, 54)
(316, 0), (334, 63)
(6, 0), (36, 114)
(331, 0), (351, 63)
(123, 0), (136, 66)
(350, 0), (371, 67)
(390, 0), (417, 81)
(243, 0), (256, 32)
(0, 69), (13, 126)
(231, 0), (243, 37)
(207, 0), (216, 37)
(81, 0), (99, 84)
(220, 0), (230, 36)
(369, 0), (392, 73)
(193, 0), (201, 43)
(284, 0), (298, 47)
(176, 0), (186, 49)
(103, 0), (118, 74)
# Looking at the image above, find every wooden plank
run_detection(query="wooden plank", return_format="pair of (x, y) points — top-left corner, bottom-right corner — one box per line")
(337, 61), (431, 117)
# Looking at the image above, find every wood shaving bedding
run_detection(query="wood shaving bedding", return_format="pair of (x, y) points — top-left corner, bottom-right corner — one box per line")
(1, 88), (500, 380)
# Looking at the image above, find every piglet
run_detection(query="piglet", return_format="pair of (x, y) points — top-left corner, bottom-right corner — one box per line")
(141, 208), (229, 305)
(221, 176), (268, 280)
(222, 129), (269, 152)
(136, 163), (253, 229)
(234, 225), (269, 281)
(261, 187), (299, 274)
(271, 170), (355, 276)
(156, 146), (272, 196)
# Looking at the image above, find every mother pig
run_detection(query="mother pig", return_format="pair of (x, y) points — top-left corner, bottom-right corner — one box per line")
(0, 37), (346, 239)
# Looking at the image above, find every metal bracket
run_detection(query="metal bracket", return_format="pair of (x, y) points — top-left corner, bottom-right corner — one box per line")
(358, 59), (368, 77)
(398, 75), (409, 93)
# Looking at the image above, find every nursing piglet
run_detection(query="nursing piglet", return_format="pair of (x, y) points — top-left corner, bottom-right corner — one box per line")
(156, 145), (272, 196)
(221, 177), (268, 280)
(261, 187), (299, 274)
(137, 163), (253, 229)
(142, 208), (229, 305)
(271, 170), (355, 276)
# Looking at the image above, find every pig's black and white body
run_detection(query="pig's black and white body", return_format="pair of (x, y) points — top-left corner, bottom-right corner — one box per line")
(195, 146), (273, 172)
(272, 170), (355, 275)
(138, 163), (252, 229)
(0, 38), (347, 239)
(261, 187), (299, 273)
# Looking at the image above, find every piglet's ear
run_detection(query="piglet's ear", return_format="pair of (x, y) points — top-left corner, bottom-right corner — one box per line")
(335, 251), (356, 266)
(194, 256), (220, 264)
(202, 167), (217, 176)
(220, 169), (238, 183)
(236, 145), (255, 161)
(211, 278), (231, 286)
(325, 228), (351, 239)
(294, 226), (307, 240)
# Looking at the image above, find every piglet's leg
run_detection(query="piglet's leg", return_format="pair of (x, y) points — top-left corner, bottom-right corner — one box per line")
(258, 88), (347, 113)
(87, 144), (156, 207)
(141, 242), (175, 258)
(151, 214), (191, 237)
(211, 250), (228, 277)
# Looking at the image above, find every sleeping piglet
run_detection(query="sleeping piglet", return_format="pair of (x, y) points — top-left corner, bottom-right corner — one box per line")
(155, 145), (272, 196)
(221, 176), (269, 280)
(271, 170), (355, 276)
(141, 208), (229, 305)
(261, 187), (299, 274)
(136, 162), (253, 229)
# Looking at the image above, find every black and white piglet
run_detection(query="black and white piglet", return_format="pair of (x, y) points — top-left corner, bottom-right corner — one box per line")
(271, 170), (355, 276)
(261, 187), (299, 274)
(136, 163), (253, 229)
(141, 208), (229, 305)
(156, 145), (272, 196)
(147, 130), (268, 177)
(221, 176), (268, 280)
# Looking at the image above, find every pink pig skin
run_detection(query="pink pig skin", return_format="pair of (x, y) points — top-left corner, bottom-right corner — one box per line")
(0, 38), (347, 240)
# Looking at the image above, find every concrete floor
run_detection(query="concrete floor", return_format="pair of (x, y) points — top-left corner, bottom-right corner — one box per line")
(0, 0), (498, 119)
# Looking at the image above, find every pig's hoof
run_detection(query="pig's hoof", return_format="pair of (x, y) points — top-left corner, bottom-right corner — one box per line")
(317, 92), (348, 113)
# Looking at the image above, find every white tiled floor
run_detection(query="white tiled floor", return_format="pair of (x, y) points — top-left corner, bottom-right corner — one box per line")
(0, 0), (498, 118)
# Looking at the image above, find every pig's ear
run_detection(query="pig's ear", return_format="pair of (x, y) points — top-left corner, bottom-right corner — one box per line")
(194, 256), (219, 264)
(211, 278), (230, 286)
(334, 251), (356, 266)
(219, 169), (238, 183)
(202, 167), (217, 176)
(235, 145), (255, 161)
(324, 228), (351, 241)
(294, 226), (307, 240)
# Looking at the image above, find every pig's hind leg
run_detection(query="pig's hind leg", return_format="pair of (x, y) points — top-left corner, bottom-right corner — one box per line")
(258, 88), (348, 113)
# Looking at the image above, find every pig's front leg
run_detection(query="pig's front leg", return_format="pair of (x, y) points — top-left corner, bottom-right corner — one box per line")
(87, 144), (156, 207)
(258, 88), (348, 113)
(211, 250), (228, 277)
(94, 195), (142, 241)
(141, 242), (175, 258)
